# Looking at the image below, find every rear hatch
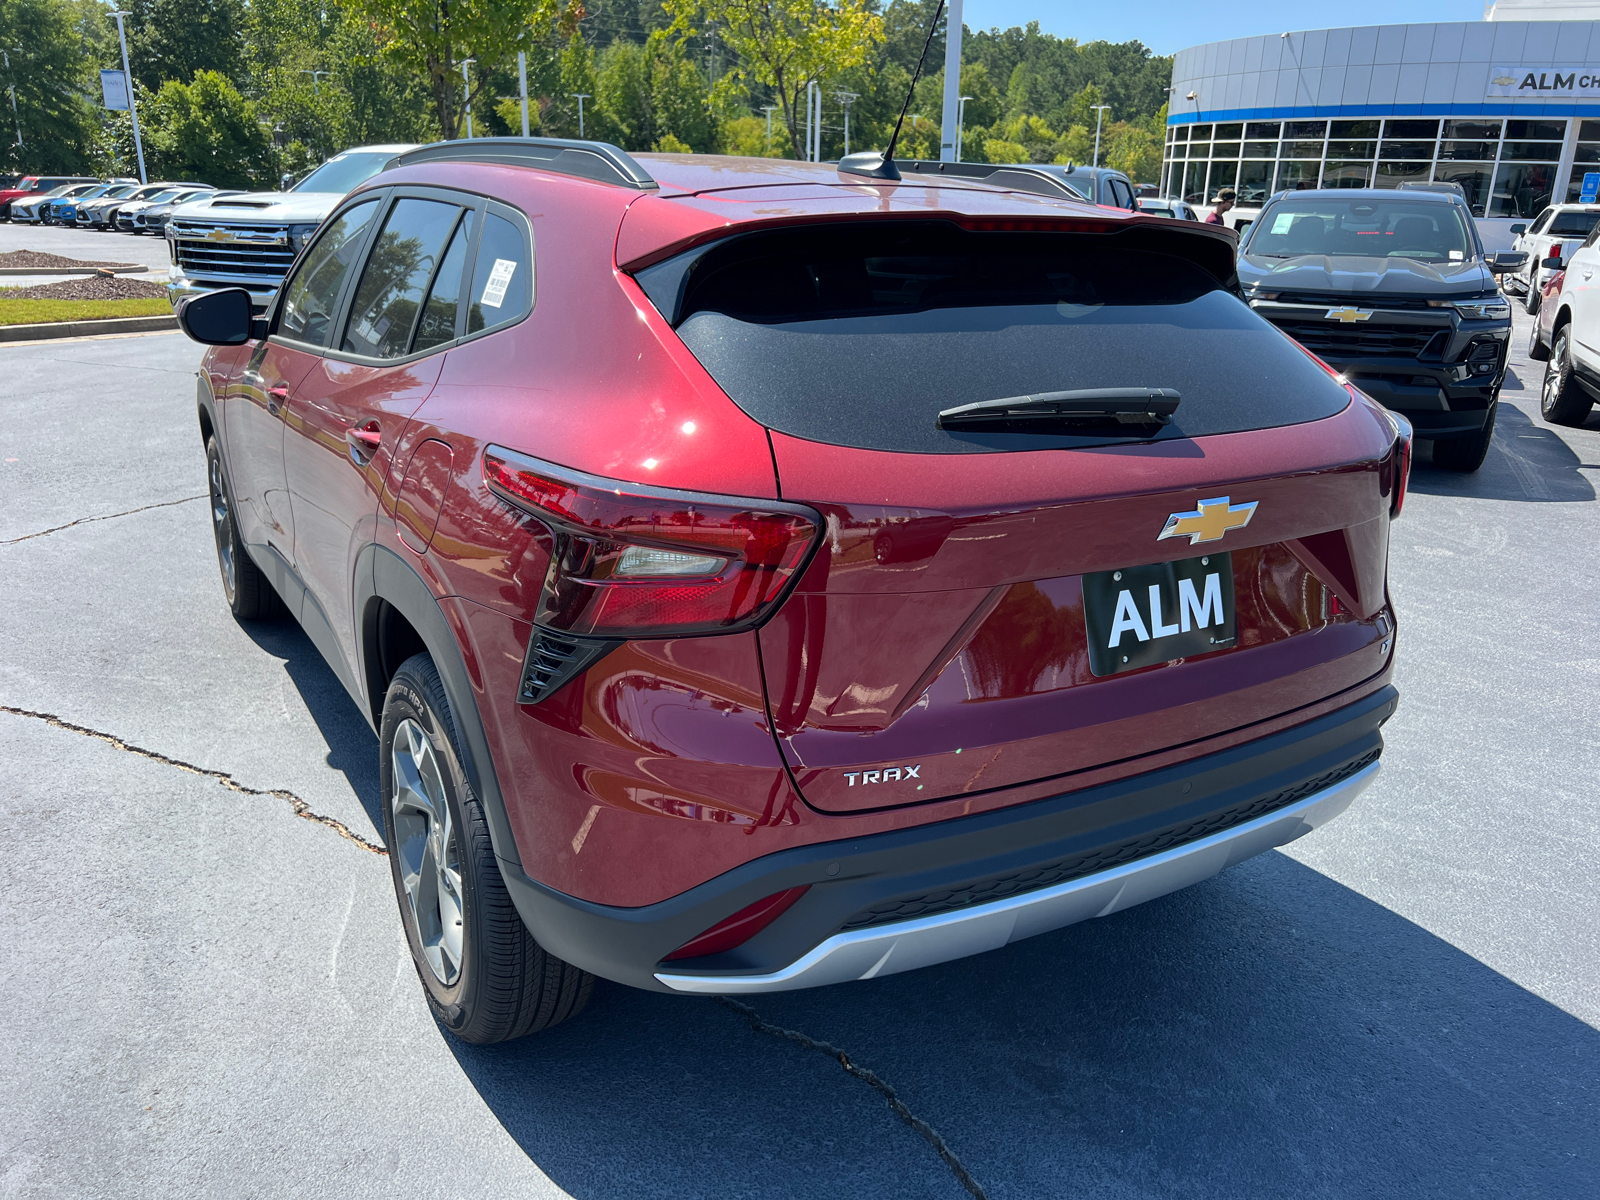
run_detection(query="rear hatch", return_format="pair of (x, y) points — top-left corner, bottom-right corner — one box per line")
(639, 217), (1399, 813)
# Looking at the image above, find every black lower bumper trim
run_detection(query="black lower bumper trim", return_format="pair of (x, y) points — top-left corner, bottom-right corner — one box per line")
(499, 684), (1399, 992)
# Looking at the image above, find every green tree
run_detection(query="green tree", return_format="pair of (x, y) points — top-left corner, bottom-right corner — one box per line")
(0, 0), (100, 172)
(124, 0), (246, 93)
(663, 0), (882, 157)
(349, 0), (570, 139)
(143, 70), (277, 187)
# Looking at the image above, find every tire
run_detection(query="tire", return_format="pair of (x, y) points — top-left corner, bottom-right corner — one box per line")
(1431, 400), (1497, 473)
(1541, 325), (1596, 427)
(205, 435), (278, 619)
(1524, 278), (1541, 314)
(380, 653), (594, 1043)
(1528, 316), (1550, 361)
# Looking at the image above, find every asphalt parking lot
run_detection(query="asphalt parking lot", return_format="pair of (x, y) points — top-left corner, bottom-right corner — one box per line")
(2, 227), (1597, 1198)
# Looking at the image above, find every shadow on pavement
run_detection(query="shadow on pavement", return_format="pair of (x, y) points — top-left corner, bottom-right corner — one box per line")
(237, 614), (384, 834)
(1410, 401), (1595, 503)
(444, 851), (1600, 1199)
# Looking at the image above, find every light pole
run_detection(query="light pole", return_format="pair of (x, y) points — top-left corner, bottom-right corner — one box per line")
(569, 93), (590, 138)
(107, 11), (146, 183)
(518, 51), (529, 137)
(956, 95), (973, 162)
(460, 58), (475, 138)
(761, 105), (777, 152)
(1090, 104), (1110, 168)
(301, 69), (330, 91)
(1, 50), (20, 148)
(939, 0), (964, 161)
(832, 91), (857, 158)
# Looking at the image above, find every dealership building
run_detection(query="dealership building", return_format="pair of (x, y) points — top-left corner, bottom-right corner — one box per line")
(1164, 0), (1600, 238)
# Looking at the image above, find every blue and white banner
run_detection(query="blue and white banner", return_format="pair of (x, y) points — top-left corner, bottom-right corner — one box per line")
(100, 69), (130, 111)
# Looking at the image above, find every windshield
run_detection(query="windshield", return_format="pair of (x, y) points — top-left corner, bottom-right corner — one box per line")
(140, 190), (180, 204)
(293, 151), (395, 195)
(105, 185), (137, 199)
(1550, 211), (1600, 236)
(1247, 197), (1474, 262)
(644, 222), (1350, 455)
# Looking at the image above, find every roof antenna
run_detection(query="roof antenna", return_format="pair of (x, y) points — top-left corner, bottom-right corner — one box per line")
(838, 0), (945, 181)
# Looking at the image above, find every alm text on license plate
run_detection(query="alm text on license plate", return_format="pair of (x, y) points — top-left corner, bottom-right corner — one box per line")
(1082, 552), (1237, 677)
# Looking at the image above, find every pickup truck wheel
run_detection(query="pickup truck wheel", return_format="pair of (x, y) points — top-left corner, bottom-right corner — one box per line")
(380, 654), (594, 1043)
(205, 436), (278, 620)
(1431, 401), (1496, 473)
(1542, 327), (1596, 427)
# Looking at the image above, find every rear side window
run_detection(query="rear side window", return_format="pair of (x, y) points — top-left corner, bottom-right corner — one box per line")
(1549, 211), (1600, 236)
(279, 198), (379, 347)
(467, 213), (532, 335)
(341, 197), (462, 359)
(639, 221), (1349, 455)
(414, 210), (475, 353)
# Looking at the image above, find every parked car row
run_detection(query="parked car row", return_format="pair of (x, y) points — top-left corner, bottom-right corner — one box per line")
(0, 174), (245, 236)
(1525, 217), (1600, 428)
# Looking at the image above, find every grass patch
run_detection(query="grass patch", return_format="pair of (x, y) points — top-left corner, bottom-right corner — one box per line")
(0, 298), (173, 326)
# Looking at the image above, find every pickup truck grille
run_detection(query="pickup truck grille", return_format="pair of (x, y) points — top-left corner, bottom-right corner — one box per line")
(171, 219), (296, 298)
(1272, 319), (1438, 360)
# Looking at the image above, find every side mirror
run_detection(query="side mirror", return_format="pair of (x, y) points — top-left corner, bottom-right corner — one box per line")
(1488, 251), (1528, 274)
(281, 173), (294, 190)
(1509, 223), (1527, 236)
(177, 287), (254, 346)
(1544, 252), (1563, 267)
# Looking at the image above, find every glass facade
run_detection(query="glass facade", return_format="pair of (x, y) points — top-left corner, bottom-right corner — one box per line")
(1162, 117), (1587, 217)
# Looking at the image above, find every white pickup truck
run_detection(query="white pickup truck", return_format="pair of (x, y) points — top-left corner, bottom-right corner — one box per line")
(1506, 203), (1600, 314)
(165, 145), (417, 311)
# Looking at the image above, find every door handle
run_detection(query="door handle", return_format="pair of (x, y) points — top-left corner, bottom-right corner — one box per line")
(345, 421), (382, 461)
(266, 384), (288, 416)
(1585, 270), (1594, 281)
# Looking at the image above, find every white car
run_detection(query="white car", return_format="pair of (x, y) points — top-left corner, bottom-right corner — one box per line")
(1508, 204), (1600, 314)
(1534, 227), (1600, 427)
(1136, 198), (1202, 221)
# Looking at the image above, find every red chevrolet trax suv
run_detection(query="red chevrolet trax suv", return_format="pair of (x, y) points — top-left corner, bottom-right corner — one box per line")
(176, 138), (1407, 1044)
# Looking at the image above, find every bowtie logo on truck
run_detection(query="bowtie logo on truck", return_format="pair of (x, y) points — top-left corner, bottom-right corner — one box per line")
(843, 766), (922, 787)
(1157, 496), (1260, 545)
(1324, 306), (1374, 323)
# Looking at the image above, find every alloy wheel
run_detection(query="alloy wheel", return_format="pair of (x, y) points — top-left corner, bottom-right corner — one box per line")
(390, 717), (464, 986)
(207, 453), (236, 600)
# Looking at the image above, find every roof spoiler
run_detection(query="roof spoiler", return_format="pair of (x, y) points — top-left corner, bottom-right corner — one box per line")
(387, 137), (657, 191)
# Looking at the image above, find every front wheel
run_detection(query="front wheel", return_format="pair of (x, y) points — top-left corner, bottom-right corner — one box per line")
(1542, 326), (1597, 427)
(380, 654), (594, 1043)
(205, 436), (278, 619)
(1524, 278), (1541, 314)
(1431, 401), (1497, 473)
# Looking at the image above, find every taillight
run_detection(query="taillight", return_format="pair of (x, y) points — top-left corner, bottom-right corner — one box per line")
(661, 886), (809, 962)
(483, 446), (821, 638)
(1389, 412), (1413, 519)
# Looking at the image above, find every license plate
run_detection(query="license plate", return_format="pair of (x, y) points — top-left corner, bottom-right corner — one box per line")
(1082, 552), (1237, 677)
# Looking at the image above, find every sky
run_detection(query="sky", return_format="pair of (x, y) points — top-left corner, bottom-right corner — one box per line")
(959, 0), (1485, 56)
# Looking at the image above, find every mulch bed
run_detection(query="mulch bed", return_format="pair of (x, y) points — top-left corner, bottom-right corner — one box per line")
(0, 274), (167, 300)
(0, 249), (141, 270)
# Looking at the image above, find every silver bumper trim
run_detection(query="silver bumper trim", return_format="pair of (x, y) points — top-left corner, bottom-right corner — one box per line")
(656, 761), (1379, 994)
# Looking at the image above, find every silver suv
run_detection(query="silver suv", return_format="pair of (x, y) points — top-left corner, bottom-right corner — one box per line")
(166, 145), (417, 310)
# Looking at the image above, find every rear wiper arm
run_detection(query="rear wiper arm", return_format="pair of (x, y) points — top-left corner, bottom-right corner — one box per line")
(937, 387), (1181, 431)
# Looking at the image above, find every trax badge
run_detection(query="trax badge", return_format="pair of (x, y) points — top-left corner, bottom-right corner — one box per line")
(1325, 306), (1373, 323)
(1158, 496), (1259, 545)
(843, 765), (921, 787)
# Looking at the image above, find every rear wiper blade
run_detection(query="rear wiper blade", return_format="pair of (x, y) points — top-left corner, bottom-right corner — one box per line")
(937, 387), (1181, 431)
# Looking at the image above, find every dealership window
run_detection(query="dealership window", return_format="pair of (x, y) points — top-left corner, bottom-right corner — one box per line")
(1323, 161), (1373, 188)
(1436, 163), (1494, 214)
(1492, 162), (1557, 218)
(1276, 160), (1320, 191)
(1330, 119), (1380, 138)
(1207, 161), (1237, 199)
(1565, 119), (1600, 202)
(1238, 161), (1273, 204)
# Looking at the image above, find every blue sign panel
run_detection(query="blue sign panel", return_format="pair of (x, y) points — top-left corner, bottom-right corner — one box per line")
(1583, 172), (1600, 203)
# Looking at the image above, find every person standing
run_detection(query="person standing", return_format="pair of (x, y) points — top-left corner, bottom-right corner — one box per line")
(1206, 188), (1236, 225)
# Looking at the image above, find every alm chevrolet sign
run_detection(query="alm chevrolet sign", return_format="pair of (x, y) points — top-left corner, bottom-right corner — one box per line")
(1488, 65), (1600, 97)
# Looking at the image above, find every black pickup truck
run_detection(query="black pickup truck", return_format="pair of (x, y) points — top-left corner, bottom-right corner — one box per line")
(1237, 188), (1524, 472)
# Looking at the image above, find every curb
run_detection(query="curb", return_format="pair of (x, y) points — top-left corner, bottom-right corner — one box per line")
(0, 265), (152, 276)
(0, 314), (178, 343)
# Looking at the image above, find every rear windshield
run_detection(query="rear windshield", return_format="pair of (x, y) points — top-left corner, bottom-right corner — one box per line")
(294, 151), (395, 195)
(1549, 211), (1600, 236)
(638, 222), (1349, 455)
(1247, 197), (1473, 262)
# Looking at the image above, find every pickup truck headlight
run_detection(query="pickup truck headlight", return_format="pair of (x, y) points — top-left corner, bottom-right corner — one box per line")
(1440, 298), (1511, 321)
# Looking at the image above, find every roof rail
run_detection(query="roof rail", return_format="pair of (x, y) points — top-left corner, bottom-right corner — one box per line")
(387, 138), (658, 190)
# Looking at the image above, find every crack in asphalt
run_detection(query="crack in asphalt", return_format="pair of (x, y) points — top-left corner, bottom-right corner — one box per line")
(717, 997), (988, 1199)
(1, 494), (206, 546)
(0, 705), (387, 855)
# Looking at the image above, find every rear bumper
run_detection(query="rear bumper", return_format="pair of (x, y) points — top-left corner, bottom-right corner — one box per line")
(500, 683), (1399, 994)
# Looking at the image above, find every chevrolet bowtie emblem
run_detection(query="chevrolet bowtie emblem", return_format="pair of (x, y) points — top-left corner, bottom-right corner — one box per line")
(205, 228), (235, 242)
(1158, 497), (1259, 545)
(1325, 306), (1373, 323)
